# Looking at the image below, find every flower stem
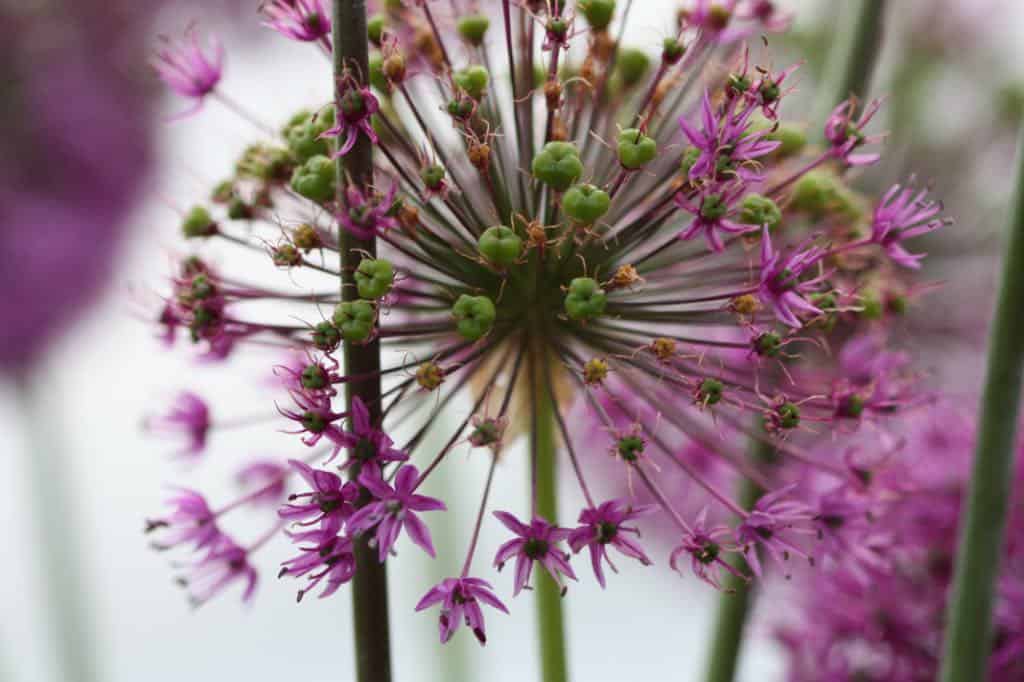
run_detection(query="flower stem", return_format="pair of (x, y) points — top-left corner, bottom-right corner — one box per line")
(814, 0), (887, 123)
(702, 440), (770, 682)
(15, 371), (99, 682)
(333, 2), (392, 681)
(532, 350), (569, 682)
(938, 126), (1024, 682)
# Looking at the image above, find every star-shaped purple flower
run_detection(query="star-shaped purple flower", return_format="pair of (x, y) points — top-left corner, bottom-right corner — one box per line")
(415, 576), (509, 645)
(348, 465), (446, 561)
(567, 499), (655, 588)
(493, 511), (577, 596)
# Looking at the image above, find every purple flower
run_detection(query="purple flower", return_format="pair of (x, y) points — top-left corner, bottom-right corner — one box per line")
(153, 28), (224, 117)
(279, 527), (356, 601)
(870, 181), (948, 269)
(320, 84), (379, 157)
(824, 97), (884, 167)
(335, 396), (409, 473)
(493, 511), (577, 596)
(277, 390), (348, 458)
(678, 90), (779, 184)
(339, 182), (400, 240)
(145, 488), (221, 551)
(735, 485), (816, 577)
(669, 508), (745, 590)
(278, 459), (358, 527)
(415, 576), (509, 645)
(235, 460), (289, 507)
(567, 500), (655, 588)
(348, 465), (446, 561)
(675, 183), (751, 252)
(262, 0), (332, 43)
(758, 228), (829, 328)
(145, 392), (211, 458)
(179, 535), (258, 607)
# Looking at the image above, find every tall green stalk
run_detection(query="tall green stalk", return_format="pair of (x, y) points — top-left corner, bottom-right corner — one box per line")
(938, 126), (1024, 682)
(702, 443), (767, 682)
(333, 2), (392, 681)
(15, 372), (99, 682)
(813, 0), (888, 124)
(533, 352), (569, 682)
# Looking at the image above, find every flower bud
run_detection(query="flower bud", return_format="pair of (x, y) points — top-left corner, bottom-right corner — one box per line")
(617, 128), (657, 169)
(227, 197), (253, 220)
(292, 224), (323, 252)
(301, 364), (329, 390)
(452, 295), (496, 341)
(564, 277), (607, 321)
(544, 79), (563, 109)
(332, 300), (376, 343)
(563, 183), (610, 224)
(531, 141), (583, 192)
(583, 357), (609, 385)
(272, 243), (302, 268)
(355, 258), (395, 299)
(650, 337), (676, 362)
(382, 53), (406, 84)
(416, 362), (446, 391)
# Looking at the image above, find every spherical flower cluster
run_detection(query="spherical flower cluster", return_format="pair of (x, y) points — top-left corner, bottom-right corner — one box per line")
(777, 407), (1024, 682)
(144, 0), (950, 645)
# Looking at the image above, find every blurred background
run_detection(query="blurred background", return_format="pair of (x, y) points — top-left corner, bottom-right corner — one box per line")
(2, 1), (1023, 680)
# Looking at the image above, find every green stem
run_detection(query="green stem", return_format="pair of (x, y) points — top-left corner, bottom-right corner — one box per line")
(938, 126), (1024, 682)
(813, 0), (888, 123)
(333, 2), (392, 681)
(702, 442), (769, 682)
(15, 371), (99, 682)
(533, 352), (569, 682)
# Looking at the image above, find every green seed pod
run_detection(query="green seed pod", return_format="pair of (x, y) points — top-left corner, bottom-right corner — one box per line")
(680, 147), (701, 179)
(285, 119), (331, 164)
(332, 300), (376, 343)
(696, 378), (724, 406)
(211, 180), (235, 203)
(456, 15), (490, 45)
(754, 331), (782, 357)
(452, 294), (496, 341)
(765, 124), (807, 158)
(227, 197), (253, 220)
(578, 0), (616, 30)
(775, 402), (801, 429)
(367, 14), (387, 46)
(453, 65), (490, 100)
(564, 277), (607, 321)
(531, 141), (583, 192)
(420, 164), (446, 191)
(368, 54), (388, 93)
(477, 225), (523, 268)
(615, 48), (651, 88)
(616, 434), (644, 462)
(290, 155), (337, 203)
(301, 364), (329, 390)
(311, 321), (342, 351)
(182, 206), (216, 239)
(662, 37), (685, 64)
(738, 194), (782, 229)
(355, 258), (395, 299)
(617, 128), (657, 169)
(562, 183), (611, 224)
